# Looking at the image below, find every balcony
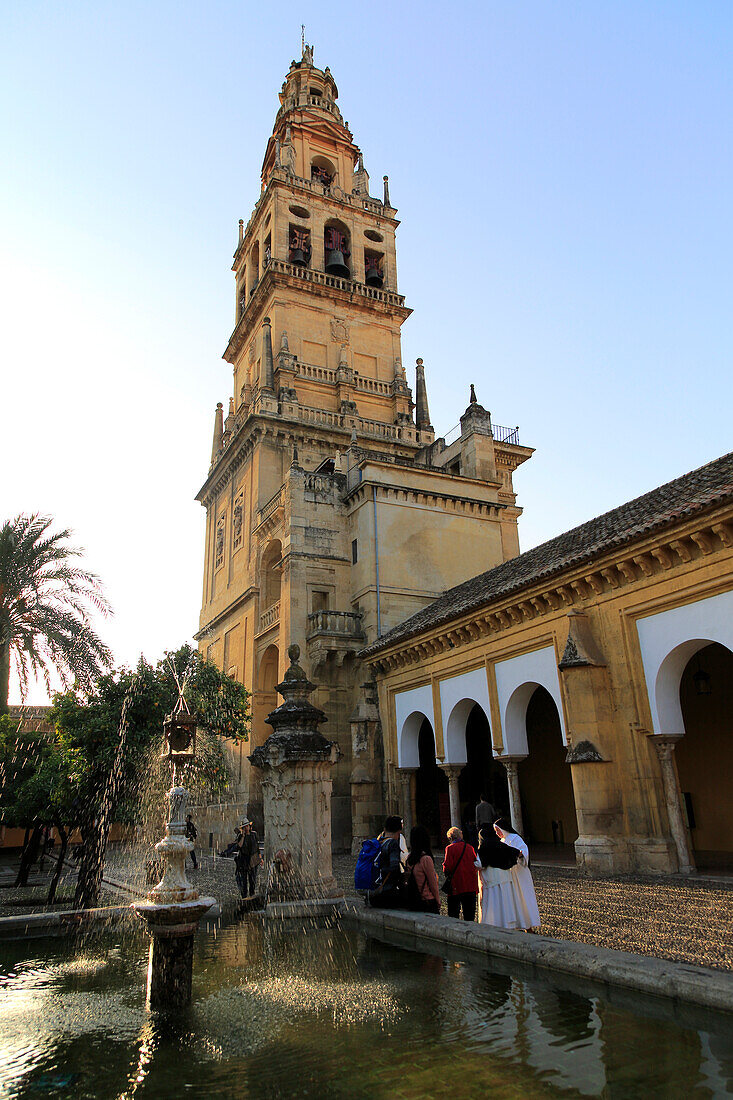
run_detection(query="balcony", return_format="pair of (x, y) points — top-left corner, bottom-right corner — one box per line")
(306, 610), (365, 671)
(259, 600), (280, 634)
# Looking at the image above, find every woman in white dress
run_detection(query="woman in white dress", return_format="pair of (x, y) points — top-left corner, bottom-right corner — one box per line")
(474, 828), (522, 928)
(494, 817), (541, 931)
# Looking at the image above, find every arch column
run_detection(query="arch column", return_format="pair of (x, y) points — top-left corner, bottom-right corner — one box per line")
(439, 765), (463, 827)
(649, 735), (695, 874)
(498, 755), (526, 836)
(398, 768), (417, 838)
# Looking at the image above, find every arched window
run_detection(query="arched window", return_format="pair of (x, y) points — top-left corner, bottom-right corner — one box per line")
(288, 224), (311, 267)
(324, 219), (350, 279)
(311, 155), (336, 189)
(260, 539), (282, 610)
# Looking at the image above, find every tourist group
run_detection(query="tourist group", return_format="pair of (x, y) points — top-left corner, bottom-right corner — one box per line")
(356, 797), (541, 931)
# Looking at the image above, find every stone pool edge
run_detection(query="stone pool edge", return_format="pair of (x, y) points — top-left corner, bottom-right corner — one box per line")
(341, 900), (733, 1014)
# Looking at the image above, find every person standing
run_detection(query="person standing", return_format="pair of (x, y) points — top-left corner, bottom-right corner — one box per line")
(405, 826), (440, 914)
(368, 815), (406, 908)
(494, 817), (541, 931)
(235, 820), (260, 897)
(443, 826), (478, 921)
(475, 793), (496, 833)
(474, 827), (521, 928)
(185, 814), (198, 870)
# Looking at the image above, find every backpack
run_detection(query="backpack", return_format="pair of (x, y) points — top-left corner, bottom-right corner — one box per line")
(354, 837), (382, 891)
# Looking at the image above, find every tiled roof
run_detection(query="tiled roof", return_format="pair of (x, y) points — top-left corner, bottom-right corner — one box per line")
(361, 452), (733, 658)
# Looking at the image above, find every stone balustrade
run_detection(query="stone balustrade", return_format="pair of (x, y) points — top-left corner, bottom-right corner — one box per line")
(306, 610), (364, 640)
(256, 487), (284, 528)
(259, 600), (281, 634)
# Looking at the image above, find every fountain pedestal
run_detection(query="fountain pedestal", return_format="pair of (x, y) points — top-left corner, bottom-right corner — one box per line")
(133, 780), (215, 1010)
(249, 645), (342, 913)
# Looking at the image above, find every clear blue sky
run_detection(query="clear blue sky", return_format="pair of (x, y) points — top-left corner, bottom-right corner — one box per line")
(3, 1), (731, 702)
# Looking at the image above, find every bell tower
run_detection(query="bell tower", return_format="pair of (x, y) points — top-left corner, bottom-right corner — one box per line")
(196, 42), (533, 850)
(224, 44), (421, 450)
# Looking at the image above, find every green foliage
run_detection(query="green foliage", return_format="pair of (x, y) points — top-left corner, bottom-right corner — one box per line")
(0, 514), (113, 713)
(48, 644), (250, 828)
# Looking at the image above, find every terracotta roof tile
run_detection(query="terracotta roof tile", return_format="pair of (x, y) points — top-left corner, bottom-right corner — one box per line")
(361, 452), (733, 658)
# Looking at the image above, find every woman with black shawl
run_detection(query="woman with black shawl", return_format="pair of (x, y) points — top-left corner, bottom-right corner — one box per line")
(474, 827), (522, 928)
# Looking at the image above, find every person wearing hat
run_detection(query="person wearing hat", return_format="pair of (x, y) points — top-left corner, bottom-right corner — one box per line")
(234, 819), (261, 897)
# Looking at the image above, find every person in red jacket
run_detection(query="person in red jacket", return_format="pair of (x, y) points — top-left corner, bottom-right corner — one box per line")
(443, 826), (479, 921)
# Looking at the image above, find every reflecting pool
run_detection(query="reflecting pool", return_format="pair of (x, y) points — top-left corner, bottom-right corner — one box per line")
(0, 918), (730, 1098)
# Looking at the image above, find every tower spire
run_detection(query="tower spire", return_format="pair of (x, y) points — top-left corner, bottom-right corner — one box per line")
(262, 317), (275, 392)
(415, 358), (432, 430)
(211, 402), (224, 463)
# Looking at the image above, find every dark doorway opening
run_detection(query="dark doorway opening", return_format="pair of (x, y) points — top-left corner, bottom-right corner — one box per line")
(415, 719), (448, 844)
(519, 686), (578, 851)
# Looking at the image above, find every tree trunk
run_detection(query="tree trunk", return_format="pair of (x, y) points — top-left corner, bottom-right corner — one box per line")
(47, 825), (68, 905)
(74, 820), (111, 910)
(15, 824), (43, 886)
(0, 641), (10, 716)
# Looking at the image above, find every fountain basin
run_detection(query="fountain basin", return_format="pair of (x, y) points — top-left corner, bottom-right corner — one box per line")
(0, 917), (731, 1098)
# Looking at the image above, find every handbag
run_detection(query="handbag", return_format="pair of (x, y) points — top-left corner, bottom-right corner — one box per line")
(441, 841), (467, 895)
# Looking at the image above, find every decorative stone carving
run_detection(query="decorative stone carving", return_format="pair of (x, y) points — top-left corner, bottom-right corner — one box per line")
(566, 739), (605, 764)
(331, 319), (350, 345)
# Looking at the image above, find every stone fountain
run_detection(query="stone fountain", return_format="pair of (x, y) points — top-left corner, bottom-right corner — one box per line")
(133, 713), (216, 1010)
(249, 644), (342, 916)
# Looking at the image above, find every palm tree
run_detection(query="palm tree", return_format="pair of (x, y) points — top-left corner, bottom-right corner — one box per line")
(0, 514), (112, 714)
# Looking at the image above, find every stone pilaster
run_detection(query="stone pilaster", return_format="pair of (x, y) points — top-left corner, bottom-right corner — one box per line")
(398, 768), (417, 839)
(650, 735), (695, 874)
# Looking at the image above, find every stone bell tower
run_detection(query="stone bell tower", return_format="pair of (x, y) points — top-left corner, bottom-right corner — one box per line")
(196, 41), (533, 850)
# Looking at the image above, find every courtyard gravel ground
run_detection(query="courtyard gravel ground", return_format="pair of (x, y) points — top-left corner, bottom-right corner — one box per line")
(2, 848), (731, 973)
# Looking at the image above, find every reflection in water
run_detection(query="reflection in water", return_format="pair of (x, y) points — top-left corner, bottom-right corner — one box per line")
(0, 921), (731, 1099)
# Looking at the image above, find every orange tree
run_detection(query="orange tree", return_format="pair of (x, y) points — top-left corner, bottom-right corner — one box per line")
(50, 644), (249, 908)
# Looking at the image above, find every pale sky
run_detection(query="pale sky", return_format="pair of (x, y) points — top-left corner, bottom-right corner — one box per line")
(3, 1), (731, 704)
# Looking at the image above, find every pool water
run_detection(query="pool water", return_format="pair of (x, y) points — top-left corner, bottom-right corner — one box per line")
(0, 918), (730, 1099)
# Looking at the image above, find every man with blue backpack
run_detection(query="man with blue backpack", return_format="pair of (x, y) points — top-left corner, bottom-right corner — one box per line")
(355, 815), (407, 908)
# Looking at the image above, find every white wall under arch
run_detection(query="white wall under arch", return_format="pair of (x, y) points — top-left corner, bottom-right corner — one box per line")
(636, 589), (733, 737)
(439, 667), (492, 765)
(494, 645), (567, 756)
(394, 684), (434, 768)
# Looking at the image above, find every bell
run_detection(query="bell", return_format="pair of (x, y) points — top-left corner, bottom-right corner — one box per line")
(365, 263), (383, 288)
(325, 249), (350, 279)
(290, 247), (306, 267)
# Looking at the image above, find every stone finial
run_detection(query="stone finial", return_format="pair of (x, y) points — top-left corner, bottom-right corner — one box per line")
(291, 443), (300, 467)
(470, 383), (477, 404)
(383, 175), (391, 206)
(211, 402), (224, 463)
(228, 396), (235, 416)
(238, 219), (244, 245)
(288, 643), (300, 664)
(415, 358), (432, 430)
(358, 153), (364, 171)
(350, 426), (358, 445)
(262, 317), (275, 391)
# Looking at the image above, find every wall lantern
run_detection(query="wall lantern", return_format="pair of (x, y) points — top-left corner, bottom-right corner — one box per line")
(693, 656), (712, 697)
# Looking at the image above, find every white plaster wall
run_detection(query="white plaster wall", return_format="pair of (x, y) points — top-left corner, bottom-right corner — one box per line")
(394, 683), (434, 768)
(439, 666), (492, 765)
(494, 645), (566, 755)
(636, 588), (733, 736)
